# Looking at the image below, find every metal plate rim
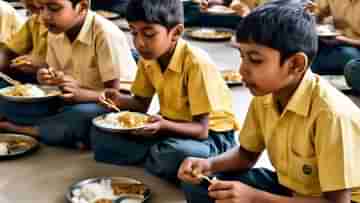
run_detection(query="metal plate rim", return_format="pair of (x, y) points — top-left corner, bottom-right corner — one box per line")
(0, 133), (39, 159)
(92, 112), (149, 133)
(184, 27), (234, 41)
(66, 176), (151, 203)
(0, 85), (61, 103)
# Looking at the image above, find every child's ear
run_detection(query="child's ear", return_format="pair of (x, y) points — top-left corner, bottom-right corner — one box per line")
(286, 52), (308, 76)
(75, 0), (89, 14)
(171, 24), (184, 42)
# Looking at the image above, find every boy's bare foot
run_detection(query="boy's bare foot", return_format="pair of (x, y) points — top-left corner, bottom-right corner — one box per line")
(0, 120), (39, 138)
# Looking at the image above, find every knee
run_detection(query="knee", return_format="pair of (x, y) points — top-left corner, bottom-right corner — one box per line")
(344, 59), (360, 89)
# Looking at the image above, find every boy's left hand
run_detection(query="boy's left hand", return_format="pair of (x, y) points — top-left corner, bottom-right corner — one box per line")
(10, 55), (46, 74)
(59, 75), (82, 102)
(133, 115), (164, 137)
(208, 180), (258, 203)
(230, 1), (250, 17)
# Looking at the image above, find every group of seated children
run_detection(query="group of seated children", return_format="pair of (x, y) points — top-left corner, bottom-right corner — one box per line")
(0, 0), (137, 149)
(308, 0), (360, 76)
(1, 0), (360, 203)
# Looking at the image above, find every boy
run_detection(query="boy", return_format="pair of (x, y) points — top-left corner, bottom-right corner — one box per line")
(0, 0), (137, 148)
(306, 0), (360, 75)
(178, 4), (360, 203)
(0, 0), (24, 42)
(0, 0), (47, 84)
(91, 0), (238, 181)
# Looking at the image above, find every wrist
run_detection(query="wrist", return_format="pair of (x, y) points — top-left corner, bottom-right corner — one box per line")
(208, 157), (217, 174)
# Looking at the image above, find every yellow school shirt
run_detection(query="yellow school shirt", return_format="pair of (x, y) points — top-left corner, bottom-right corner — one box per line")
(5, 14), (47, 62)
(131, 39), (237, 132)
(316, 0), (360, 40)
(47, 11), (137, 90)
(240, 70), (360, 201)
(0, 0), (24, 41)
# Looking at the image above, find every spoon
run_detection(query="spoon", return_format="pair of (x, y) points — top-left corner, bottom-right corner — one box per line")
(0, 72), (21, 86)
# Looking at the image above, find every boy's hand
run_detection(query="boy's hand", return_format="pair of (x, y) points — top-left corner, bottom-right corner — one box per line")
(304, 1), (320, 15)
(208, 180), (258, 203)
(132, 114), (164, 137)
(37, 67), (64, 85)
(178, 157), (213, 185)
(59, 75), (82, 102)
(99, 88), (122, 109)
(200, 0), (210, 11)
(230, 1), (250, 17)
(10, 55), (46, 74)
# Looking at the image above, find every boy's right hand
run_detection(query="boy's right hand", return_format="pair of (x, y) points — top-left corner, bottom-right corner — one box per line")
(304, 1), (320, 15)
(200, 0), (210, 11)
(37, 67), (64, 86)
(177, 157), (213, 185)
(10, 55), (45, 74)
(99, 88), (122, 109)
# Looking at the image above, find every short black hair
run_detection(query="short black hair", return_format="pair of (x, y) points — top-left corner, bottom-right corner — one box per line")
(236, 4), (318, 65)
(125, 0), (184, 29)
(69, 0), (90, 7)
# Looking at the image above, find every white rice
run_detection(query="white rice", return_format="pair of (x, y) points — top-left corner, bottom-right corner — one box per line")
(72, 182), (115, 203)
(0, 142), (9, 155)
(96, 112), (123, 129)
(20, 84), (46, 97)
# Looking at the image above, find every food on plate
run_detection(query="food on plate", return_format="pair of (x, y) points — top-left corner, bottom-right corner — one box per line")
(189, 28), (233, 40)
(0, 140), (31, 155)
(1, 84), (46, 97)
(71, 182), (115, 203)
(11, 58), (31, 65)
(111, 183), (147, 196)
(316, 24), (339, 36)
(222, 70), (242, 82)
(97, 112), (150, 130)
(207, 5), (235, 14)
(117, 112), (150, 129)
(96, 10), (119, 19)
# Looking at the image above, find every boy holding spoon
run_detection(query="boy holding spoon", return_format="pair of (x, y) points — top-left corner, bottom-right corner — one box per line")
(0, 0), (137, 149)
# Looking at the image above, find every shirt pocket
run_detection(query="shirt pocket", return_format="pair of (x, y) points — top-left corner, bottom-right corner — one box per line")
(289, 152), (319, 186)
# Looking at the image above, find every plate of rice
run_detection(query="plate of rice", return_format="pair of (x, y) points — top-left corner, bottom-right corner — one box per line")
(0, 133), (39, 159)
(184, 27), (234, 41)
(93, 111), (151, 133)
(66, 177), (150, 203)
(0, 84), (61, 103)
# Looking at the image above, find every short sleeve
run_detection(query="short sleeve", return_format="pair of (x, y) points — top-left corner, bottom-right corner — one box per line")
(131, 61), (156, 98)
(96, 29), (137, 83)
(315, 110), (360, 192)
(239, 98), (266, 153)
(5, 18), (32, 55)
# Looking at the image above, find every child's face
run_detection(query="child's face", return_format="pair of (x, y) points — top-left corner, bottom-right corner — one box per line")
(129, 22), (179, 60)
(21, 0), (41, 14)
(38, 0), (85, 34)
(238, 42), (297, 96)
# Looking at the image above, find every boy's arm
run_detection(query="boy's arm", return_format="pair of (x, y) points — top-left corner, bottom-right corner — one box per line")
(210, 145), (261, 173)
(253, 189), (351, 203)
(208, 182), (351, 203)
(157, 113), (210, 140)
(0, 44), (18, 72)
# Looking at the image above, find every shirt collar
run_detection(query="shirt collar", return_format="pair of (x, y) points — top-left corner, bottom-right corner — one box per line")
(264, 70), (315, 117)
(142, 39), (187, 73)
(53, 10), (94, 45)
